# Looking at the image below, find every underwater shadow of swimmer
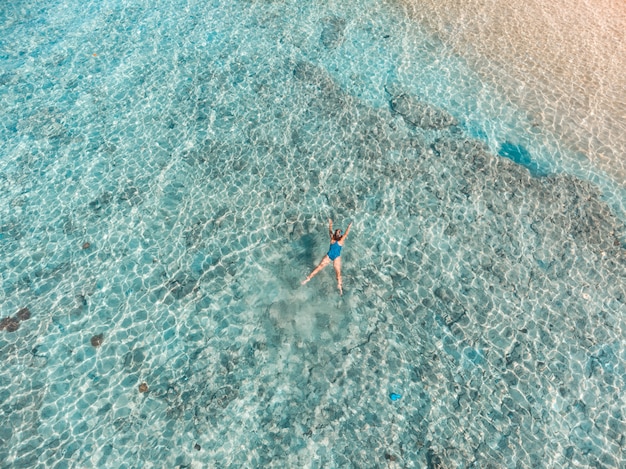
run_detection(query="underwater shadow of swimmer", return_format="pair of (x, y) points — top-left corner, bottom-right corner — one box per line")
(297, 233), (320, 267)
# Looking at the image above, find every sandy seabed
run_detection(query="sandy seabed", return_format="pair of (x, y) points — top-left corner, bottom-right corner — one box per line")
(398, 0), (626, 184)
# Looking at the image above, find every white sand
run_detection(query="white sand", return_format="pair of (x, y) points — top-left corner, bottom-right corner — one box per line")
(398, 0), (626, 182)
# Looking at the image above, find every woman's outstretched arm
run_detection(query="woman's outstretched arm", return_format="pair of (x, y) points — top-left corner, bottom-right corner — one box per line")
(340, 221), (353, 241)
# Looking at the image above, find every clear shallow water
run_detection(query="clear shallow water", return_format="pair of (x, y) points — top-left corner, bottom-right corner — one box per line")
(0, 0), (625, 468)
(399, 0), (626, 190)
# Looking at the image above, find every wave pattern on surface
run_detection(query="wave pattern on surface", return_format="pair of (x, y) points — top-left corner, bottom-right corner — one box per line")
(0, 0), (625, 468)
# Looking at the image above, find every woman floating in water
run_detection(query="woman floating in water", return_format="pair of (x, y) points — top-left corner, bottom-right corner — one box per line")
(302, 218), (352, 295)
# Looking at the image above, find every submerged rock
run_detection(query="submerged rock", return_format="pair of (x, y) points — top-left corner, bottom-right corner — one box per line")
(293, 60), (348, 117)
(16, 307), (31, 320)
(390, 93), (457, 129)
(165, 272), (198, 300)
(88, 192), (112, 212)
(426, 447), (444, 469)
(1, 317), (20, 332)
(293, 61), (332, 87)
(5, 318), (20, 332)
(320, 16), (346, 49)
(0, 317), (11, 330)
(91, 333), (104, 347)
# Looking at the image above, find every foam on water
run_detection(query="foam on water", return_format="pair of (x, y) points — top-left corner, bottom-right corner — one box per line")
(1, 0), (625, 467)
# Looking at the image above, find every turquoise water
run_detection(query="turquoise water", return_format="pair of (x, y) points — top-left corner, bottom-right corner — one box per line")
(1, 0), (625, 467)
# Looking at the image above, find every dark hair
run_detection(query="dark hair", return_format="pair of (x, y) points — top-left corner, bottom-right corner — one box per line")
(333, 229), (342, 241)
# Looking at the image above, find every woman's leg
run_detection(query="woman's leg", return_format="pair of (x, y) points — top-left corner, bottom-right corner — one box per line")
(302, 255), (331, 284)
(333, 257), (343, 295)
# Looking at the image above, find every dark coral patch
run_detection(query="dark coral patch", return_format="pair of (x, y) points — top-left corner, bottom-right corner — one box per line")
(5, 318), (20, 333)
(320, 16), (346, 49)
(138, 382), (149, 393)
(91, 333), (104, 347)
(82, 242), (91, 250)
(16, 307), (31, 321)
(0, 317), (11, 331)
(390, 92), (457, 129)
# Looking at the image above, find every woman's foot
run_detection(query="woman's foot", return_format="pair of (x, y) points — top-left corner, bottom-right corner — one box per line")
(301, 277), (310, 285)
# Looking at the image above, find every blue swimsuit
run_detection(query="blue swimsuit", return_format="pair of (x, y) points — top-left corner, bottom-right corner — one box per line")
(328, 242), (342, 260)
